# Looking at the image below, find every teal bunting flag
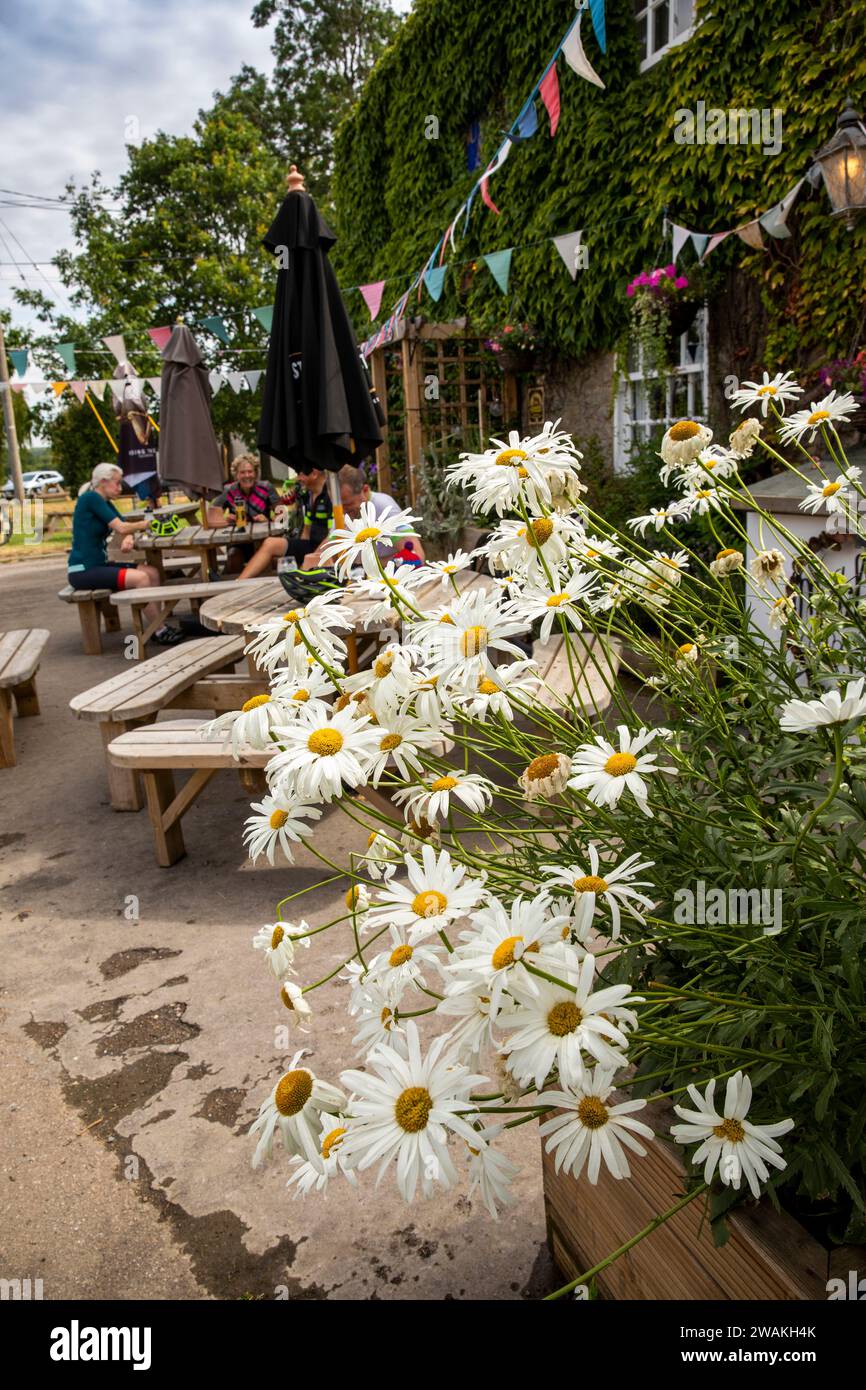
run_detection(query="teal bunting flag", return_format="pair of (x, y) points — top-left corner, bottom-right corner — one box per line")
(55, 342), (76, 373)
(690, 232), (709, 258)
(201, 315), (229, 343)
(589, 0), (606, 53)
(253, 305), (274, 334)
(483, 248), (513, 294)
(9, 348), (28, 377)
(424, 266), (447, 303)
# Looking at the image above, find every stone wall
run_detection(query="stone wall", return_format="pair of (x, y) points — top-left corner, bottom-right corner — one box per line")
(520, 350), (617, 458)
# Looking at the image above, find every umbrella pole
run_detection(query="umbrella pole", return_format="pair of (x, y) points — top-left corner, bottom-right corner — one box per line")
(327, 470), (345, 530)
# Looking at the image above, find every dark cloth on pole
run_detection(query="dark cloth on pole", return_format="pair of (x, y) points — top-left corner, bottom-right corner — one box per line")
(158, 326), (224, 496)
(257, 189), (383, 473)
(118, 419), (158, 485)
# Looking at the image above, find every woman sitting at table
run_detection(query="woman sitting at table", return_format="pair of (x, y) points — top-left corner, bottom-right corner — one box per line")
(207, 454), (282, 575)
(68, 462), (180, 644)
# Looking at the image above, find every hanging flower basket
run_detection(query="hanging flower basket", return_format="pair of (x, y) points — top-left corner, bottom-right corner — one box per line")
(626, 264), (703, 375)
(484, 322), (546, 374)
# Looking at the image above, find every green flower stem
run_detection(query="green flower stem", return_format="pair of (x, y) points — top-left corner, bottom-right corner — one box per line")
(793, 724), (845, 865)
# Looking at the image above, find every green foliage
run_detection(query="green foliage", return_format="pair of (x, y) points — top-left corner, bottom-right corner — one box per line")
(332, 0), (866, 372)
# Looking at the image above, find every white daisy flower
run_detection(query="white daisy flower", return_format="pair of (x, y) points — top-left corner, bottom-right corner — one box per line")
(709, 547), (745, 578)
(671, 1071), (794, 1198)
(779, 677), (866, 732)
(319, 500), (420, 580)
(542, 846), (655, 940)
(342, 642), (423, 719)
(286, 1122), (358, 1196)
(268, 664), (335, 721)
(447, 427), (578, 518)
(749, 548), (786, 587)
(350, 984), (406, 1056)
(730, 371), (803, 416)
(437, 981), (498, 1063)
(568, 725), (675, 817)
(486, 514), (584, 582)
(729, 417), (763, 458)
(518, 751), (572, 801)
(454, 659), (540, 723)
(681, 446), (738, 484)
(681, 483), (727, 518)
(509, 566), (599, 642)
(242, 796), (322, 864)
(339, 1022), (489, 1202)
(278, 978), (314, 1030)
(447, 895), (569, 1020)
(266, 706), (381, 803)
(465, 1124), (520, 1218)
(350, 562), (426, 627)
(419, 587), (527, 693)
(626, 504), (687, 536)
(778, 390), (858, 444)
(344, 882), (371, 920)
(537, 1069), (654, 1182)
(659, 420), (713, 468)
(363, 926), (445, 1001)
(366, 712), (446, 786)
(406, 671), (459, 728)
(365, 843), (486, 944)
(245, 592), (351, 676)
(427, 551), (476, 588)
(393, 771), (495, 825)
(501, 948), (639, 1089)
(199, 693), (293, 757)
(768, 594), (795, 629)
(360, 828), (401, 880)
(800, 468), (861, 515)
(250, 1053), (346, 1168)
(252, 918), (311, 979)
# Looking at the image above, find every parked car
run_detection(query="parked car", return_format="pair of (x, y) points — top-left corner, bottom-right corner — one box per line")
(1, 469), (66, 497)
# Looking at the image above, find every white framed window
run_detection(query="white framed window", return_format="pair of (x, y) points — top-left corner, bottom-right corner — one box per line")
(635, 0), (695, 70)
(613, 306), (708, 471)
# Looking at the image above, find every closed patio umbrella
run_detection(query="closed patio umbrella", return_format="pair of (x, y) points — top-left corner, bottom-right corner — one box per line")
(257, 166), (383, 523)
(158, 324), (224, 503)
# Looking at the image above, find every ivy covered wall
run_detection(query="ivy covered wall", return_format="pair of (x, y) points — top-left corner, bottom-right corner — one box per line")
(332, 0), (866, 374)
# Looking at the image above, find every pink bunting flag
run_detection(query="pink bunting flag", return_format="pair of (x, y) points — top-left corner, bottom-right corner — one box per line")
(703, 230), (731, 259)
(70, 382), (87, 403)
(736, 221), (764, 250)
(539, 64), (561, 137)
(359, 282), (385, 321)
(147, 326), (173, 351)
(481, 177), (501, 216)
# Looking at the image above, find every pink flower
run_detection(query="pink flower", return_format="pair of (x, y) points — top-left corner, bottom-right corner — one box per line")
(627, 283), (635, 298)
(675, 276), (689, 290)
(664, 264), (677, 278)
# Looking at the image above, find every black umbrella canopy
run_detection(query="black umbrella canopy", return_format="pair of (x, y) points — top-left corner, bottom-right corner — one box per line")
(158, 325), (224, 496)
(258, 168), (383, 473)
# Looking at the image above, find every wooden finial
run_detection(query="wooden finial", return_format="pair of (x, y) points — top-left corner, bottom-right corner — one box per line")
(287, 164), (306, 193)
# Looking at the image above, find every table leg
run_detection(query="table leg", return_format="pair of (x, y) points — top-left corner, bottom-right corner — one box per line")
(346, 634), (359, 674)
(101, 717), (147, 811)
(0, 689), (16, 767)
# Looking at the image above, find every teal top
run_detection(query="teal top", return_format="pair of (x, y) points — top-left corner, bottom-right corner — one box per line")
(68, 491), (121, 572)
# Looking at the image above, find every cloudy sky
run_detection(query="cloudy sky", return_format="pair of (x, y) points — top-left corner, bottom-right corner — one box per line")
(1, 0), (411, 337)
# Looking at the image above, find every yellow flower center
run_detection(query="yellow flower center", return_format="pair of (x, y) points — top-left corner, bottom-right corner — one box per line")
(439, 613), (455, 625)
(530, 517), (554, 546)
(321, 1126), (346, 1159)
(275, 1069), (313, 1116)
(823, 481), (842, 496)
(678, 642), (694, 655)
(491, 935), (523, 970)
(716, 548), (738, 560)
(478, 677), (500, 694)
(367, 831), (379, 848)
(712, 1117), (746, 1143)
(809, 411), (831, 425)
(495, 448), (528, 466)
(577, 1096), (609, 1129)
(573, 875), (608, 894)
(461, 624), (489, 657)
(355, 526), (381, 543)
(695, 489), (712, 499)
(307, 728), (344, 756)
(442, 564), (457, 574)
(335, 693), (351, 711)
(280, 986), (301, 1011)
(431, 776), (458, 791)
(292, 689), (310, 702)
(548, 1001), (582, 1036)
(757, 385), (777, 396)
(517, 467), (529, 478)
(395, 1086), (433, 1133)
(380, 1006), (393, 1029)
(380, 732), (403, 751)
(242, 694), (271, 712)
(411, 889), (447, 918)
(526, 753), (561, 781)
(546, 592), (570, 608)
(282, 610), (303, 624)
(269, 809), (289, 830)
(374, 653), (394, 679)
(703, 458), (718, 469)
(389, 944), (413, 967)
(271, 925), (285, 948)
(669, 420), (701, 441)
(346, 886), (365, 910)
(604, 752), (637, 777)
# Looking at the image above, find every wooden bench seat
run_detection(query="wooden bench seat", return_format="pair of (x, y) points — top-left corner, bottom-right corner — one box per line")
(108, 719), (271, 866)
(0, 628), (49, 767)
(58, 585), (121, 655)
(69, 634), (260, 811)
(110, 578), (264, 659)
(533, 633), (621, 718)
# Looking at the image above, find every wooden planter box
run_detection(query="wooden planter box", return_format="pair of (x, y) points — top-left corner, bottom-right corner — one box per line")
(541, 1102), (863, 1300)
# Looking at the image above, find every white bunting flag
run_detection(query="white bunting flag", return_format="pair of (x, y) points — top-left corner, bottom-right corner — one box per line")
(209, 371), (224, 396)
(759, 177), (805, 240)
(671, 223), (691, 263)
(29, 382), (50, 398)
(86, 380), (106, 400)
(562, 14), (605, 88)
(103, 335), (128, 366)
(227, 372), (246, 394)
(146, 377), (162, 398)
(245, 370), (263, 393)
(109, 380), (126, 403)
(552, 230), (585, 280)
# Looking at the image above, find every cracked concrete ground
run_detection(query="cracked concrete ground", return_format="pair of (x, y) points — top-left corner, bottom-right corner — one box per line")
(0, 558), (557, 1301)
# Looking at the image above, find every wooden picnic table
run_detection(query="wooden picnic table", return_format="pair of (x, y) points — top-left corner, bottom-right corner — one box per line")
(125, 500), (200, 522)
(140, 518), (287, 581)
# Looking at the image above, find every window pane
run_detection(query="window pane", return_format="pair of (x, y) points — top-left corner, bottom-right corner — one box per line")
(671, 375), (689, 417)
(673, 0), (694, 35)
(692, 374), (704, 416)
(646, 380), (666, 419)
(636, 14), (648, 59)
(652, 1), (670, 54)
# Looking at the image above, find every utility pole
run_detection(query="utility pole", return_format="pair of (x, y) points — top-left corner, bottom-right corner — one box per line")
(0, 319), (25, 505)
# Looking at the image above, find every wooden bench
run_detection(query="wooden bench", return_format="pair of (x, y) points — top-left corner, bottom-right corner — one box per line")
(58, 585), (122, 655)
(108, 719), (271, 866)
(0, 629), (49, 767)
(532, 633), (621, 718)
(110, 579), (264, 660)
(69, 634), (261, 811)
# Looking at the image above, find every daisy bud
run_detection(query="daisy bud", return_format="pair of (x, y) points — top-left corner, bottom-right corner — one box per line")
(709, 548), (744, 578)
(518, 752), (571, 800)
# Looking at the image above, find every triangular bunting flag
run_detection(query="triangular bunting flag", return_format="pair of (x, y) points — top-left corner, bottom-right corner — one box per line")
(513, 101), (538, 142)
(245, 370), (263, 393)
(736, 221), (764, 250)
(29, 382), (49, 398)
(52, 382), (68, 396)
(109, 380), (127, 403)
(553, 230), (585, 281)
(227, 372), (246, 393)
(482, 248), (513, 294)
(759, 178), (806, 240)
(11, 382), (26, 394)
(539, 64), (561, 137)
(209, 371), (224, 395)
(9, 349), (28, 377)
(703, 231), (730, 258)
(360, 281), (385, 320)
(589, 0), (607, 54)
(147, 326), (173, 352)
(103, 335), (127, 365)
(55, 342), (76, 373)
(671, 223), (691, 263)
(70, 382), (87, 404)
(201, 315), (229, 344)
(253, 305), (274, 334)
(424, 266), (447, 303)
(481, 178), (501, 216)
(86, 380), (107, 400)
(562, 14), (605, 88)
(690, 232), (709, 258)
(146, 377), (162, 398)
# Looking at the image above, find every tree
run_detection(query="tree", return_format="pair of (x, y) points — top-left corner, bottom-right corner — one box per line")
(251, 0), (402, 208)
